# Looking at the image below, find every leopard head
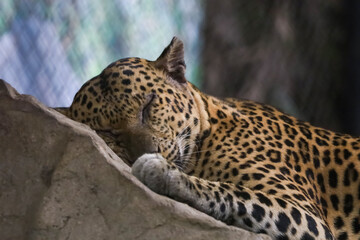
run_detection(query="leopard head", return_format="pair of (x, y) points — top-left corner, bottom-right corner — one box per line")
(58, 37), (201, 170)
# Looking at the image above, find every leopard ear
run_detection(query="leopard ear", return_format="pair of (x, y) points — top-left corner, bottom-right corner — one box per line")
(155, 37), (186, 84)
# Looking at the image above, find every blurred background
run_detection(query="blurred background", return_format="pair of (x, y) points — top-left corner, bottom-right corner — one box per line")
(0, 0), (359, 136)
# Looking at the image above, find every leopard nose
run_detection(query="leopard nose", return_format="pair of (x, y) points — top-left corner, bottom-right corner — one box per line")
(126, 133), (158, 164)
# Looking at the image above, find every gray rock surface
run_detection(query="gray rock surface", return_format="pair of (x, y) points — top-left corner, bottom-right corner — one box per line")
(0, 79), (270, 240)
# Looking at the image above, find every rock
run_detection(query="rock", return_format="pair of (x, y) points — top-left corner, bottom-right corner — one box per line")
(0, 79), (270, 240)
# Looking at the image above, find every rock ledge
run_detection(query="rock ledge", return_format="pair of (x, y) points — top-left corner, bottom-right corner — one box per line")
(0, 80), (270, 240)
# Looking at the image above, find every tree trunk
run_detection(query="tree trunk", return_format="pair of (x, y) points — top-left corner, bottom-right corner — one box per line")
(201, 1), (354, 134)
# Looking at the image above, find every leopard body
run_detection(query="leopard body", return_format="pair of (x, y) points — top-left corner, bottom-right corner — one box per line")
(60, 37), (360, 240)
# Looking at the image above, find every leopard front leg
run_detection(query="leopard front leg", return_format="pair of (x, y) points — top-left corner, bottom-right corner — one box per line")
(131, 153), (334, 240)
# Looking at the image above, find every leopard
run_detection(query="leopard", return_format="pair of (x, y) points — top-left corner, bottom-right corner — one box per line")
(56, 37), (360, 240)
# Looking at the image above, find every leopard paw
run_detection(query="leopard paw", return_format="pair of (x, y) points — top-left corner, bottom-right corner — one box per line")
(131, 153), (170, 195)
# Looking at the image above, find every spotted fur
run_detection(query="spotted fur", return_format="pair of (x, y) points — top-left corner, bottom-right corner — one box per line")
(59, 37), (360, 240)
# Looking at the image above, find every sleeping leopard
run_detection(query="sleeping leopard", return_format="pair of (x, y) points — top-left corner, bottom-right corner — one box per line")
(57, 37), (360, 240)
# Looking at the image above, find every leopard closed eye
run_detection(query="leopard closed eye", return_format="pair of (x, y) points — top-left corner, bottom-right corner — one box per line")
(58, 37), (360, 240)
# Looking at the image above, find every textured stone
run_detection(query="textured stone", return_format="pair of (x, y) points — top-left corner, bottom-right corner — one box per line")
(0, 79), (270, 240)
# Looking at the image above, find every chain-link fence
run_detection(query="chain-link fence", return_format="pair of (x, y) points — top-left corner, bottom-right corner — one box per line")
(0, 0), (203, 107)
